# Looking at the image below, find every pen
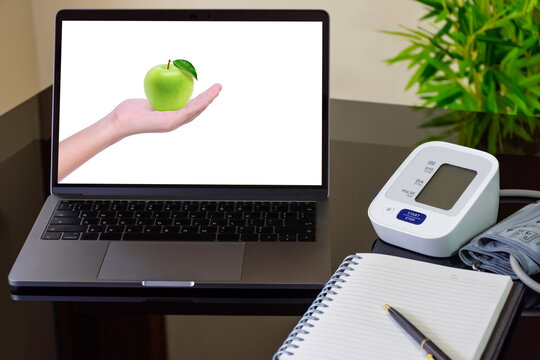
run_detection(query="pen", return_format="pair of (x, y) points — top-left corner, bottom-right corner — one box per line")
(385, 304), (451, 360)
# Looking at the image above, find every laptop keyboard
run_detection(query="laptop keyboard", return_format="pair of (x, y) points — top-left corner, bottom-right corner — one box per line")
(41, 200), (316, 242)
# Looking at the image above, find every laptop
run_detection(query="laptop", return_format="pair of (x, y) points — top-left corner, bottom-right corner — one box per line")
(9, 9), (330, 290)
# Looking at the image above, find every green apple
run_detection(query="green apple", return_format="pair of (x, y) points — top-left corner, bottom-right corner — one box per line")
(144, 59), (197, 111)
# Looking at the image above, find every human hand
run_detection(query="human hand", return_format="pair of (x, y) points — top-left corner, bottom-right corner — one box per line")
(109, 83), (222, 140)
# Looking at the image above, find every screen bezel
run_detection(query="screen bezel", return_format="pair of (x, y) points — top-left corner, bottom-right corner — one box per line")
(51, 9), (329, 198)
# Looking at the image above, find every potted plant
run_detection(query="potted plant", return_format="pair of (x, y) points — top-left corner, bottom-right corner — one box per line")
(384, 0), (540, 154)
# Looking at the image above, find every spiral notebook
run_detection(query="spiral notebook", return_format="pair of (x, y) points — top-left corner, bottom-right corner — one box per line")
(274, 253), (524, 360)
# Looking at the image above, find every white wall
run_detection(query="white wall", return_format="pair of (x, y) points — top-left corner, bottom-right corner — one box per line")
(24, 0), (426, 112)
(0, 0), (40, 116)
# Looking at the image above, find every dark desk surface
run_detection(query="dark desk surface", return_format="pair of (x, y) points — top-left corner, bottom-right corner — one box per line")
(2, 88), (539, 359)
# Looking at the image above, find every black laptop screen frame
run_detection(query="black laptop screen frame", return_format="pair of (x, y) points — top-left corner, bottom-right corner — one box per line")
(51, 9), (329, 198)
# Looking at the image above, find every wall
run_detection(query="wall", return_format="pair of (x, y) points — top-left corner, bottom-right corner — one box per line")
(0, 0), (40, 116)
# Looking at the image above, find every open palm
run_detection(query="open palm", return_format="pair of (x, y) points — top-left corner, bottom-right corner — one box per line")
(111, 83), (222, 138)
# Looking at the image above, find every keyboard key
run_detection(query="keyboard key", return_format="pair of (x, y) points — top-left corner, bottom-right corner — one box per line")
(209, 219), (228, 226)
(208, 212), (225, 219)
(217, 234), (240, 242)
(244, 212), (261, 219)
(100, 218), (118, 225)
(199, 203), (217, 212)
(53, 210), (80, 218)
(191, 218), (209, 226)
(88, 225), (107, 233)
(171, 211), (189, 218)
(111, 202), (128, 211)
(173, 219), (192, 226)
(247, 219), (265, 226)
(127, 203), (145, 211)
(155, 218), (172, 226)
(260, 234), (278, 242)
(299, 234), (315, 242)
(279, 234), (297, 242)
(136, 218), (154, 226)
(300, 212), (316, 220)
(237, 226), (255, 234)
(81, 211), (99, 218)
(218, 226), (237, 234)
(62, 232), (80, 240)
(57, 202), (74, 210)
(100, 232), (123, 240)
(180, 226), (198, 234)
(256, 226), (274, 234)
(228, 218), (246, 226)
(164, 204), (181, 211)
(125, 225), (144, 233)
(146, 203), (163, 211)
(189, 211), (206, 219)
(117, 211), (134, 218)
(199, 226), (217, 234)
(92, 203), (110, 211)
(47, 225), (87, 233)
(162, 226), (180, 233)
(263, 212), (281, 219)
(42, 232), (62, 240)
(107, 225), (125, 233)
(182, 204), (199, 211)
(153, 211), (170, 218)
(135, 211), (152, 218)
(118, 218), (136, 225)
(51, 217), (81, 225)
(82, 218), (100, 225)
(144, 225), (162, 233)
(225, 212), (243, 219)
(265, 218), (283, 226)
(240, 234), (259, 242)
(73, 203), (92, 211)
(81, 232), (100, 240)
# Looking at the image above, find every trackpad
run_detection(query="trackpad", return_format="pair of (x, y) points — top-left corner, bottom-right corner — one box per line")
(98, 242), (244, 281)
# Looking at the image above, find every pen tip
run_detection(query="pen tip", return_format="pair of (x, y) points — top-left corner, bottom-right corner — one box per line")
(385, 304), (390, 310)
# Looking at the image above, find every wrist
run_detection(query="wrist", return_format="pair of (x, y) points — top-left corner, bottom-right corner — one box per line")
(103, 109), (131, 144)
(100, 111), (127, 146)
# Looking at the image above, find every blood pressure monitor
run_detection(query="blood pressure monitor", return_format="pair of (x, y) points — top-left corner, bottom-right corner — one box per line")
(368, 141), (499, 257)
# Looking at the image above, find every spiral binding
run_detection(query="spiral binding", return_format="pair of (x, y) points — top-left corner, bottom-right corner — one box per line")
(273, 254), (362, 360)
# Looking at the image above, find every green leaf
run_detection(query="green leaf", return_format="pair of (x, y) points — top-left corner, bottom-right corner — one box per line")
(518, 73), (540, 87)
(415, 0), (443, 10)
(173, 59), (198, 80)
(379, 30), (422, 41)
(476, 35), (519, 47)
(469, 116), (492, 148)
(514, 126), (534, 142)
(386, 44), (419, 64)
(514, 53), (540, 68)
(419, 112), (463, 128)
(487, 117), (500, 154)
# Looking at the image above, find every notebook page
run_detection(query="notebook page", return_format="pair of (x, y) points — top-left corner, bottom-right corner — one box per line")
(280, 253), (512, 360)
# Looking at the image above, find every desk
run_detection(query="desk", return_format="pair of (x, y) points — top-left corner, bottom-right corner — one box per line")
(2, 88), (539, 359)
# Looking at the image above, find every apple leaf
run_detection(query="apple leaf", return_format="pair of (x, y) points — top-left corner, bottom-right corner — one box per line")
(173, 59), (198, 80)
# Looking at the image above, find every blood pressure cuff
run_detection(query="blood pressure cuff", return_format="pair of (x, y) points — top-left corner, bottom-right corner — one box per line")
(459, 201), (540, 279)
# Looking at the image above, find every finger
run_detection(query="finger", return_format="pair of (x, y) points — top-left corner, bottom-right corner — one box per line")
(182, 83), (222, 118)
(160, 84), (222, 131)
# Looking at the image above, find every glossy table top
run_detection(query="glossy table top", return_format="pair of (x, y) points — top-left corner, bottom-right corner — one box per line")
(1, 87), (539, 359)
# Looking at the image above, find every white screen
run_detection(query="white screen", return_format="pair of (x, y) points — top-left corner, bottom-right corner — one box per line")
(58, 20), (323, 186)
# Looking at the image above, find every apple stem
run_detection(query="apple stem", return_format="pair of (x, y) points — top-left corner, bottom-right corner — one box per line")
(167, 59), (171, 70)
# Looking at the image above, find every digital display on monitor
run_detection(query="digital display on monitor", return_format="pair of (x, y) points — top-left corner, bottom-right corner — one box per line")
(57, 20), (323, 186)
(415, 164), (477, 210)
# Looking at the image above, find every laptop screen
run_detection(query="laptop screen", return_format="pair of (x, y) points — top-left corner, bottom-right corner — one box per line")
(54, 12), (327, 189)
